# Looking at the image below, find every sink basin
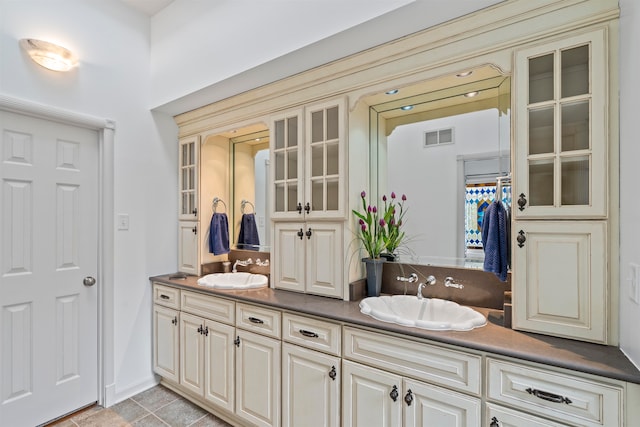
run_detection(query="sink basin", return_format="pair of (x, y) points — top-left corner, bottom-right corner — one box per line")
(359, 295), (486, 331)
(197, 272), (268, 289)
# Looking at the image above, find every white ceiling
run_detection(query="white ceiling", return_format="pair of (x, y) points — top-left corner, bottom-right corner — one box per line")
(119, 0), (173, 16)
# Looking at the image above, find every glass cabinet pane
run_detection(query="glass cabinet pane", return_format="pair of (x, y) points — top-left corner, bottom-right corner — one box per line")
(529, 160), (554, 206)
(326, 106), (339, 140)
(529, 53), (554, 103)
(275, 152), (285, 181)
(311, 111), (324, 143)
(561, 100), (589, 152)
(311, 145), (323, 177)
(529, 107), (554, 155)
(287, 151), (298, 180)
(274, 119), (285, 150)
(287, 117), (298, 148)
(561, 156), (590, 205)
(326, 143), (339, 175)
(287, 185), (298, 212)
(275, 184), (284, 212)
(311, 180), (323, 211)
(561, 45), (589, 98)
(326, 178), (339, 211)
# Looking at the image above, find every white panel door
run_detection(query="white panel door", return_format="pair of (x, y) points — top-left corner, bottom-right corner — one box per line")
(153, 305), (179, 383)
(179, 312), (205, 396)
(306, 222), (343, 298)
(273, 222), (305, 292)
(404, 378), (481, 427)
(0, 111), (99, 426)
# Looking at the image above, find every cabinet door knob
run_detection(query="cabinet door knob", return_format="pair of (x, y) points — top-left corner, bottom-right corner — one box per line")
(304, 202), (311, 214)
(297, 202), (303, 214)
(328, 366), (337, 381)
(192, 208), (198, 216)
(234, 336), (240, 347)
(172, 316), (177, 325)
(192, 225), (197, 234)
(517, 230), (526, 248)
(517, 193), (527, 211)
(404, 389), (413, 406)
(297, 228), (304, 240)
(490, 417), (499, 427)
(306, 228), (312, 239)
(389, 385), (399, 402)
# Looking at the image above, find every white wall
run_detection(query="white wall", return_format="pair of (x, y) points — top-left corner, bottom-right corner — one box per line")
(619, 0), (640, 369)
(0, 0), (178, 401)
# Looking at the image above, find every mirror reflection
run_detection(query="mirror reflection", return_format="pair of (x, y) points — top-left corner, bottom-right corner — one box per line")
(231, 128), (270, 251)
(368, 66), (511, 270)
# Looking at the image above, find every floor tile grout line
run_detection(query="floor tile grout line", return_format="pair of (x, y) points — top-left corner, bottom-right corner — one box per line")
(186, 413), (210, 427)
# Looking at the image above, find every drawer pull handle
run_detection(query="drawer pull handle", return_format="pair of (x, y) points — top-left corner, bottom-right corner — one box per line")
(299, 329), (319, 338)
(248, 317), (264, 324)
(328, 366), (336, 381)
(526, 387), (572, 405)
(389, 385), (399, 402)
(404, 389), (413, 406)
(160, 294), (170, 299)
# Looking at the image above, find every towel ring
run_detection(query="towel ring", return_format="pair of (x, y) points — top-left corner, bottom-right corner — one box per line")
(241, 199), (255, 214)
(212, 197), (227, 213)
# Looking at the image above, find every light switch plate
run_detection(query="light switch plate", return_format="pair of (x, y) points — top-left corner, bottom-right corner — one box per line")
(117, 213), (130, 231)
(630, 263), (640, 304)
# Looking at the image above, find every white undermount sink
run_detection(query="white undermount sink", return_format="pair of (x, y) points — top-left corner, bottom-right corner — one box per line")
(197, 272), (268, 290)
(359, 295), (486, 331)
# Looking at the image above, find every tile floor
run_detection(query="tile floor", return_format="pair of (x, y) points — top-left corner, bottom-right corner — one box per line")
(46, 385), (232, 427)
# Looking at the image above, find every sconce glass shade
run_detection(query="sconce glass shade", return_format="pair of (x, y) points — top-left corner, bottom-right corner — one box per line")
(20, 38), (78, 72)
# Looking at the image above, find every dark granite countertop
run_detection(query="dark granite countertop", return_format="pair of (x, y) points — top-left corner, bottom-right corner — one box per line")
(151, 274), (640, 385)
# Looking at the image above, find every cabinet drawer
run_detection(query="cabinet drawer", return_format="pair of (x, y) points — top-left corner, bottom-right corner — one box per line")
(487, 358), (622, 427)
(236, 303), (281, 339)
(153, 283), (180, 309)
(180, 290), (235, 324)
(343, 326), (481, 395)
(487, 403), (570, 427)
(282, 312), (341, 356)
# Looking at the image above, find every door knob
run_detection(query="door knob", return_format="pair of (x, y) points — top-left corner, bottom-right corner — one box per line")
(83, 276), (96, 287)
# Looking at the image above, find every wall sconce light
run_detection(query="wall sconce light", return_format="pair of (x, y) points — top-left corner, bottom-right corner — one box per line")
(19, 38), (78, 72)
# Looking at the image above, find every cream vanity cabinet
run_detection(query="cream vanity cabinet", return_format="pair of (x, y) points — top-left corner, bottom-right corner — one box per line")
(342, 327), (482, 427)
(152, 284), (181, 383)
(179, 290), (236, 412)
(512, 28), (612, 343)
(271, 98), (347, 299)
(281, 312), (342, 427)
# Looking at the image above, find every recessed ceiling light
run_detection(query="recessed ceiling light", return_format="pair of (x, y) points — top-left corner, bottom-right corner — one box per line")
(400, 105), (414, 111)
(464, 91), (480, 98)
(456, 71), (473, 78)
(385, 89), (399, 95)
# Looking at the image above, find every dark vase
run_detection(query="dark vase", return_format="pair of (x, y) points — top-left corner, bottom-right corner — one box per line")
(363, 258), (385, 297)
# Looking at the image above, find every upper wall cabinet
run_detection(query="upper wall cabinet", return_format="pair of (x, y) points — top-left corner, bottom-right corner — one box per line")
(179, 135), (200, 221)
(514, 28), (607, 219)
(271, 98), (347, 220)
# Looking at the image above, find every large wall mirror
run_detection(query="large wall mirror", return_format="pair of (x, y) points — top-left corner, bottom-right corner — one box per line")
(366, 65), (511, 270)
(206, 123), (271, 253)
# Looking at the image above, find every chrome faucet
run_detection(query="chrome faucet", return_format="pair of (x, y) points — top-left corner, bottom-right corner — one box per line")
(232, 258), (253, 273)
(444, 276), (464, 289)
(417, 275), (436, 300)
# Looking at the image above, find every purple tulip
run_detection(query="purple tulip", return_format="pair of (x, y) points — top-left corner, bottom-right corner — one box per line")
(390, 218), (395, 226)
(372, 206), (377, 213)
(361, 191), (366, 198)
(391, 192), (396, 199)
(359, 218), (365, 225)
(382, 195), (387, 202)
(368, 205), (372, 213)
(402, 194), (407, 201)
(379, 219), (386, 227)
(361, 224), (367, 232)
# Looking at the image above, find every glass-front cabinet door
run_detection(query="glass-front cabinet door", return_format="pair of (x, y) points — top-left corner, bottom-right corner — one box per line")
(179, 135), (200, 220)
(305, 98), (345, 219)
(514, 28), (607, 218)
(271, 109), (303, 219)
